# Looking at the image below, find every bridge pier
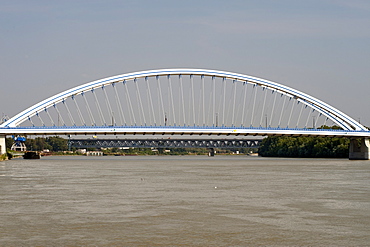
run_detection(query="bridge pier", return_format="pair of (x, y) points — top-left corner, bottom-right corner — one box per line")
(349, 138), (370, 160)
(0, 134), (6, 155)
(208, 148), (215, 157)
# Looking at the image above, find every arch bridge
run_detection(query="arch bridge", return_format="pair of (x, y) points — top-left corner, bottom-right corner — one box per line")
(1, 69), (369, 159)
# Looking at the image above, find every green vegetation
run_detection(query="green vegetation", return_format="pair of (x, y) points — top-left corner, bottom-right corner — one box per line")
(259, 136), (349, 158)
(24, 136), (68, 152)
(0, 153), (7, 161)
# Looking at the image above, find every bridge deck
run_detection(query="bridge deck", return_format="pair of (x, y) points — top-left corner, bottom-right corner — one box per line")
(1, 126), (369, 138)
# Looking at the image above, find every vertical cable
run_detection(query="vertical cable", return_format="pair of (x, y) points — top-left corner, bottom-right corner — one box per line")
(146, 77), (156, 126)
(102, 85), (114, 125)
(231, 80), (237, 127)
(44, 107), (55, 126)
(323, 117), (329, 127)
(197, 76), (202, 126)
(250, 85), (257, 127)
(206, 82), (213, 126)
(134, 78), (146, 126)
(305, 108), (314, 128)
(222, 77), (226, 126)
(201, 75), (205, 126)
(269, 91), (278, 127)
(314, 113), (320, 129)
(168, 75), (176, 126)
(92, 89), (105, 126)
(124, 81), (136, 126)
(179, 75), (186, 126)
(35, 111), (45, 126)
(296, 101), (304, 128)
(212, 76), (216, 127)
(63, 99), (75, 126)
(191, 75), (195, 126)
(259, 87), (268, 127)
(112, 83), (126, 126)
(72, 95), (85, 126)
(241, 81), (248, 127)
(278, 95), (287, 128)
(81, 92), (95, 126)
(28, 116), (35, 127)
(156, 76), (165, 126)
(287, 98), (295, 128)
(53, 104), (65, 126)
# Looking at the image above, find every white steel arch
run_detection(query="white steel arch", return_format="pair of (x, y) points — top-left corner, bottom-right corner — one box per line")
(1, 68), (367, 131)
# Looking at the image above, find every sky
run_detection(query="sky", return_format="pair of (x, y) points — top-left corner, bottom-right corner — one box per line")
(1, 0), (370, 126)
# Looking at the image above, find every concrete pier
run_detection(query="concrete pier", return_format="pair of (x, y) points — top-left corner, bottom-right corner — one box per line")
(0, 134), (6, 155)
(349, 138), (370, 160)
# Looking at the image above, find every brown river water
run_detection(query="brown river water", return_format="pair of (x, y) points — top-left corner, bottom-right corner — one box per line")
(1, 155), (370, 246)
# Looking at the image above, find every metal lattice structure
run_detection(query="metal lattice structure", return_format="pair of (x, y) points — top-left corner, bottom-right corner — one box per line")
(69, 139), (262, 149)
(1, 68), (369, 137)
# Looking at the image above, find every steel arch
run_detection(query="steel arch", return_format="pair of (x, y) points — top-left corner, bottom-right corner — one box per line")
(1, 68), (366, 131)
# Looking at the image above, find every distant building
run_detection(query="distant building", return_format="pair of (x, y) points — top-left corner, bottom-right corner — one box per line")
(86, 151), (103, 156)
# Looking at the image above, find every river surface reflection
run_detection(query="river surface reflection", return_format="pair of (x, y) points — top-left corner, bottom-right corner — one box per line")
(1, 156), (370, 246)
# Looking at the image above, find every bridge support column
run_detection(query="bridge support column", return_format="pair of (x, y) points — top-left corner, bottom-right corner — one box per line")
(0, 134), (6, 156)
(349, 138), (370, 160)
(208, 148), (215, 157)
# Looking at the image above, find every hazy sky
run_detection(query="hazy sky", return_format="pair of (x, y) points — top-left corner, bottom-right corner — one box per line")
(1, 0), (370, 126)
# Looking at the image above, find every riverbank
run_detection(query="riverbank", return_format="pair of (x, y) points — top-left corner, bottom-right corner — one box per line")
(0, 153), (8, 161)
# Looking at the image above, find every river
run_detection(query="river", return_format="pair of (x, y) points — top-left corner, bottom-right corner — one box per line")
(1, 155), (369, 246)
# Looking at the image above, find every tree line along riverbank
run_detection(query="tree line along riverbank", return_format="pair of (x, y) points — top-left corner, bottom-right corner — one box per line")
(3, 130), (355, 158)
(258, 136), (350, 158)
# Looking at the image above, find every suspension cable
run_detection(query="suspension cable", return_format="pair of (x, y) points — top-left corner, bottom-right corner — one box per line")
(102, 85), (114, 126)
(323, 117), (329, 127)
(250, 85), (257, 127)
(305, 108), (314, 128)
(134, 78), (146, 126)
(146, 77), (156, 126)
(44, 107), (55, 126)
(112, 83), (126, 126)
(222, 77), (226, 127)
(81, 92), (95, 126)
(269, 90), (278, 127)
(27, 116), (35, 127)
(241, 81), (248, 127)
(53, 104), (65, 126)
(314, 113), (320, 129)
(201, 75), (205, 126)
(287, 98), (296, 128)
(63, 99), (75, 126)
(35, 111), (45, 126)
(212, 76), (216, 127)
(232, 80), (237, 127)
(124, 80), (136, 126)
(296, 101), (304, 128)
(156, 76), (165, 126)
(278, 95), (287, 128)
(92, 89), (105, 126)
(168, 75), (176, 126)
(72, 95), (85, 126)
(259, 87), (268, 127)
(206, 80), (213, 126)
(190, 75), (195, 126)
(179, 75), (186, 126)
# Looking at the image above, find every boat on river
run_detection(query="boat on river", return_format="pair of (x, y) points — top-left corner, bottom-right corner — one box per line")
(23, 151), (41, 159)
